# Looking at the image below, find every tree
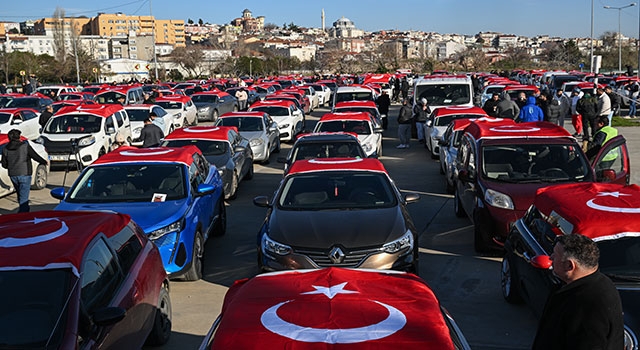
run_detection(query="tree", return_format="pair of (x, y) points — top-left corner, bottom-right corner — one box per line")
(264, 23), (278, 31)
(453, 47), (490, 71)
(187, 18), (194, 25)
(198, 18), (204, 26)
(51, 7), (67, 63)
(495, 47), (531, 70)
(171, 46), (205, 78)
(8, 28), (18, 34)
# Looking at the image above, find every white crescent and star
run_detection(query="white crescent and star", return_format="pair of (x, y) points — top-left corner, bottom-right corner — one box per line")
(490, 126), (540, 133)
(184, 127), (219, 133)
(260, 282), (407, 344)
(472, 117), (504, 122)
(120, 149), (174, 156)
(308, 158), (364, 165)
(586, 191), (640, 213)
(0, 218), (68, 248)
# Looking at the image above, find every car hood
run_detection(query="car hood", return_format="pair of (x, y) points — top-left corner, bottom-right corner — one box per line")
(205, 154), (230, 169)
(482, 180), (564, 212)
(239, 131), (265, 141)
(55, 199), (188, 233)
(267, 206), (408, 248)
(195, 102), (216, 108)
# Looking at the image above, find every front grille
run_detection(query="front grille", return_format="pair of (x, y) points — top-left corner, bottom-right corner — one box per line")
(43, 139), (75, 155)
(295, 246), (382, 267)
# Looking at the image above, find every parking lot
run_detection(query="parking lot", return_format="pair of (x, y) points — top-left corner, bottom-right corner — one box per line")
(2, 104), (639, 349)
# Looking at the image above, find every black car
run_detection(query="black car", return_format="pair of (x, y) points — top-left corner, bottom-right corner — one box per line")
(253, 158), (420, 273)
(5, 96), (53, 112)
(501, 182), (640, 350)
(278, 132), (367, 174)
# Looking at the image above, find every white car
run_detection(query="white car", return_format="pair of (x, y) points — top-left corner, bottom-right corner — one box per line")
(216, 112), (280, 163)
(0, 108), (41, 140)
(36, 85), (78, 99)
(299, 85), (319, 110)
(124, 105), (173, 147)
(425, 106), (487, 159)
(479, 84), (506, 107)
(0, 135), (48, 197)
(249, 100), (304, 143)
(309, 83), (332, 107)
(38, 104), (132, 167)
(155, 95), (198, 127)
(332, 85), (376, 106)
(313, 112), (383, 157)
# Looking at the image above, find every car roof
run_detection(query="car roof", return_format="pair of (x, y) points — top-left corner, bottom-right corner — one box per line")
(220, 111), (266, 118)
(0, 210), (131, 275)
(209, 268), (456, 349)
(502, 85), (539, 92)
(287, 158), (386, 175)
(92, 146), (200, 166)
(533, 183), (640, 242)
(465, 121), (572, 141)
(451, 117), (513, 132)
(55, 103), (125, 117)
(334, 100), (377, 108)
(251, 100), (294, 108)
(0, 107), (38, 114)
(156, 95), (191, 103)
(164, 126), (237, 142)
(336, 85), (374, 92)
(191, 90), (231, 98)
(95, 85), (141, 95)
(295, 132), (360, 143)
(319, 112), (371, 122)
(432, 106), (487, 117)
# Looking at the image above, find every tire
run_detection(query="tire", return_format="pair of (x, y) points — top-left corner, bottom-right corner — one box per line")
(244, 162), (254, 180)
(262, 144), (271, 164)
(98, 148), (106, 158)
(212, 200), (227, 237)
(439, 161), (445, 175)
(145, 284), (172, 346)
(183, 232), (204, 281)
(273, 138), (281, 153)
(31, 164), (47, 190)
(474, 226), (491, 253)
(212, 110), (219, 122)
(228, 173), (239, 200)
(454, 187), (466, 218)
(501, 256), (524, 304)
(191, 116), (198, 126)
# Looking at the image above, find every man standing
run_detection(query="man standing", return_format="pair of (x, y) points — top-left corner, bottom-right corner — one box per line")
(596, 87), (612, 126)
(149, 111), (166, 136)
(532, 234), (623, 350)
(577, 91), (599, 149)
(517, 96), (544, 122)
(1, 129), (48, 212)
(392, 76), (400, 102)
(139, 118), (164, 148)
(396, 99), (413, 149)
(496, 92), (520, 119)
(377, 90), (391, 129)
(38, 105), (54, 129)
(604, 85), (620, 120)
(515, 92), (528, 110)
(553, 88), (571, 128)
(413, 98), (430, 143)
(482, 92), (501, 117)
(400, 77), (409, 102)
(586, 115), (619, 165)
(235, 88), (248, 111)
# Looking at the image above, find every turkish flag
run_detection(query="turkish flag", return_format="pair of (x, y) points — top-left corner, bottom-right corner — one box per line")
(210, 268), (455, 349)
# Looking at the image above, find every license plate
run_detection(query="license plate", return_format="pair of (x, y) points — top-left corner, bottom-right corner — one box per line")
(49, 155), (69, 161)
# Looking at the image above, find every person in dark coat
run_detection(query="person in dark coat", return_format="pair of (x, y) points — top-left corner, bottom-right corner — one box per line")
(139, 118), (164, 148)
(1, 129), (48, 212)
(376, 90), (391, 129)
(482, 92), (501, 117)
(546, 95), (562, 125)
(38, 104), (54, 129)
(532, 234), (623, 350)
(392, 77), (400, 102)
(400, 78), (409, 101)
(576, 91), (599, 147)
(496, 91), (520, 119)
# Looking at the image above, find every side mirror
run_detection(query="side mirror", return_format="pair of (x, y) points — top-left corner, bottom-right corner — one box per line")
(373, 127), (384, 133)
(598, 169), (616, 182)
(12, 119), (22, 125)
(234, 145), (246, 153)
(530, 255), (553, 270)
(92, 307), (126, 327)
(196, 183), (216, 196)
(404, 193), (420, 204)
(253, 196), (270, 207)
(50, 187), (66, 200)
(107, 127), (116, 134)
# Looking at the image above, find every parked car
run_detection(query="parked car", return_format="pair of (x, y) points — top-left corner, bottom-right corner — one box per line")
(38, 103), (132, 167)
(425, 106), (488, 159)
(35, 85), (78, 99)
(94, 86), (145, 105)
(253, 158), (420, 272)
(0, 107), (41, 140)
(192, 91), (238, 122)
(124, 104), (173, 146)
(163, 126), (254, 199)
(332, 100), (385, 129)
(0, 133), (48, 197)
(501, 182), (640, 350)
(332, 85), (377, 106)
(58, 91), (95, 102)
(199, 267), (470, 350)
(454, 120), (630, 252)
(249, 100), (304, 143)
(298, 85), (319, 111)
(155, 94), (198, 127)
(314, 112), (383, 157)
(308, 83), (332, 106)
(278, 132), (366, 173)
(5, 96), (54, 113)
(0, 210), (171, 348)
(51, 146), (225, 280)
(215, 112), (280, 163)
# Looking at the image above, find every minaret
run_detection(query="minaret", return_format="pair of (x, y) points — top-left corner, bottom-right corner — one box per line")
(321, 9), (325, 31)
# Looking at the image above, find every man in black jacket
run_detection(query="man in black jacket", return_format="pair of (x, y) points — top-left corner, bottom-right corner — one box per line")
(139, 117), (164, 148)
(38, 104), (54, 129)
(1, 129), (48, 212)
(376, 90), (391, 129)
(532, 234), (624, 350)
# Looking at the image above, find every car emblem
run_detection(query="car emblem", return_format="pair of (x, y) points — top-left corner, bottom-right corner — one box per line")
(329, 247), (345, 264)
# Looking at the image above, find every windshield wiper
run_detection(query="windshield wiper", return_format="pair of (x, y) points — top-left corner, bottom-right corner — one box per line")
(604, 273), (640, 282)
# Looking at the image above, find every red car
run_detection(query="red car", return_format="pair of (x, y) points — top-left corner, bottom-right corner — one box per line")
(199, 268), (470, 349)
(0, 210), (171, 348)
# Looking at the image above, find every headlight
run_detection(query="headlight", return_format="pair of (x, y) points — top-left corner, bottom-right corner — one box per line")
(175, 112), (182, 118)
(217, 166), (226, 176)
(261, 234), (292, 256)
(485, 189), (514, 210)
(250, 138), (264, 147)
(35, 136), (44, 144)
(133, 127), (142, 134)
(78, 136), (95, 147)
(362, 143), (373, 152)
(383, 230), (414, 253)
(199, 106), (210, 112)
(279, 124), (290, 129)
(149, 218), (184, 240)
(624, 325), (637, 350)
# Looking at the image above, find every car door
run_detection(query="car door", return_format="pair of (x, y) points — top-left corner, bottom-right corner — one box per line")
(591, 135), (630, 185)
(264, 115), (278, 147)
(228, 129), (245, 179)
(20, 110), (40, 139)
(190, 154), (216, 238)
(456, 137), (476, 217)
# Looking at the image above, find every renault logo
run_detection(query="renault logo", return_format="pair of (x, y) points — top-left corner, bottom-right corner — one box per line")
(329, 246), (345, 264)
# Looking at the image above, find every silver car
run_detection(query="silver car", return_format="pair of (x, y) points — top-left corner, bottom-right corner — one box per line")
(215, 112), (280, 163)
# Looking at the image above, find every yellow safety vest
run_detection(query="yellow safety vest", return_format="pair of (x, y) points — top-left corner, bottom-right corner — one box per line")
(599, 126), (618, 161)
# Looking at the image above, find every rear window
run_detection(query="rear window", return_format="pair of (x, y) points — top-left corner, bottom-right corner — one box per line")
(317, 120), (371, 135)
(251, 106), (288, 116)
(95, 92), (125, 104)
(125, 109), (150, 122)
(217, 116), (263, 131)
(335, 92), (374, 103)
(414, 83), (471, 106)
(192, 95), (218, 104)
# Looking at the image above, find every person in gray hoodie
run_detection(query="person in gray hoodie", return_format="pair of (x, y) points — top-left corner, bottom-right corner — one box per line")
(1, 129), (48, 212)
(496, 91), (520, 120)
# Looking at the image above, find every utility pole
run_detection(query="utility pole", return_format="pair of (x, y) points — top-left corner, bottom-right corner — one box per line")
(150, 0), (159, 80)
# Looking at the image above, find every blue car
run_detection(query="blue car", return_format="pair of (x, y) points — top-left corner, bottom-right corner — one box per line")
(51, 146), (225, 281)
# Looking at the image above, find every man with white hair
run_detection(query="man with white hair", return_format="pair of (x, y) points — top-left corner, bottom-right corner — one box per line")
(413, 97), (430, 144)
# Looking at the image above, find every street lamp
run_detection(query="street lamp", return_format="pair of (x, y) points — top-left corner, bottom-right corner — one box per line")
(604, 2), (636, 72)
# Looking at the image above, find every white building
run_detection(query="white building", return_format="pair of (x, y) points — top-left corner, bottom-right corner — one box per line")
(328, 17), (364, 38)
(99, 58), (150, 83)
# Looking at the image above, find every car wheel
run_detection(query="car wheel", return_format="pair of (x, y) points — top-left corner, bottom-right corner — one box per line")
(430, 148), (438, 159)
(273, 138), (281, 153)
(212, 110), (219, 122)
(244, 162), (254, 180)
(474, 225), (491, 253)
(454, 187), (465, 218)
(31, 164), (47, 190)
(439, 161), (445, 175)
(501, 256), (524, 304)
(228, 173), (239, 200)
(262, 144), (271, 164)
(183, 232), (204, 281)
(445, 177), (454, 194)
(191, 116), (198, 126)
(212, 200), (227, 237)
(145, 283), (172, 346)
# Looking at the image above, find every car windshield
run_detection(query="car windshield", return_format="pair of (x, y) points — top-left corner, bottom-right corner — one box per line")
(251, 106), (288, 116)
(191, 95), (218, 104)
(68, 163), (186, 202)
(125, 109), (151, 122)
(506, 89), (536, 101)
(482, 143), (589, 183)
(156, 101), (183, 110)
(59, 94), (81, 101)
(434, 114), (479, 127)
(335, 92), (373, 103)
(254, 86), (269, 94)
(292, 142), (363, 161)
(415, 84), (471, 106)
(484, 86), (504, 95)
(217, 117), (263, 131)
(598, 237), (640, 278)
(163, 139), (228, 156)
(0, 269), (73, 349)
(335, 107), (379, 118)
(95, 92), (125, 104)
(45, 114), (103, 133)
(278, 172), (396, 209)
(6, 98), (39, 109)
(37, 88), (60, 96)
(0, 112), (11, 124)
(317, 120), (371, 135)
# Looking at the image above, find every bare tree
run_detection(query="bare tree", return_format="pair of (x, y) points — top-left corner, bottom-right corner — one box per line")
(51, 7), (66, 63)
(453, 47), (490, 71)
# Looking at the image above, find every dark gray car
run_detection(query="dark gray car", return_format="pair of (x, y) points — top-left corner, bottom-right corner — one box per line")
(192, 92), (238, 122)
